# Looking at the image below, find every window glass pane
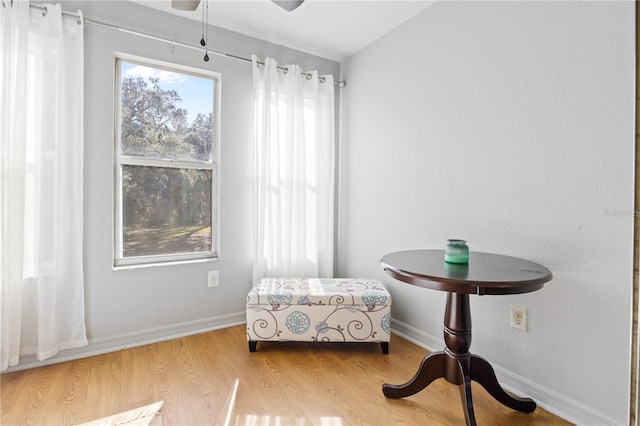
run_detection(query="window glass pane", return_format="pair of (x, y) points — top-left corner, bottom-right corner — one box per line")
(122, 165), (212, 257)
(120, 61), (214, 162)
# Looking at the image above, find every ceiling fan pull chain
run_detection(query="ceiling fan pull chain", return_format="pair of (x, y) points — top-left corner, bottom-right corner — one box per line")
(200, 0), (206, 46)
(203, 0), (209, 61)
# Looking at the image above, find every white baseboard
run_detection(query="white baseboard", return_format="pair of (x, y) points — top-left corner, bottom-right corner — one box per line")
(4, 311), (247, 373)
(390, 318), (620, 426)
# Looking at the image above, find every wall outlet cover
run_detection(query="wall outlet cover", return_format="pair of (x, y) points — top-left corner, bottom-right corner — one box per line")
(510, 305), (527, 332)
(208, 271), (219, 288)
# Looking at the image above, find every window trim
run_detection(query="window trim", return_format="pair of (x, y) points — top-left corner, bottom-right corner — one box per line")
(113, 52), (221, 268)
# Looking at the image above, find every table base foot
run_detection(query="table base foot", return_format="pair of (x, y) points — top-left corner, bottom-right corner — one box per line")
(470, 354), (536, 413)
(383, 351), (446, 398)
(456, 357), (477, 426)
(383, 352), (536, 426)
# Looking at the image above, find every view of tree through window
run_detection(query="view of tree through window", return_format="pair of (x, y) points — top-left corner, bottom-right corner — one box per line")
(115, 57), (218, 265)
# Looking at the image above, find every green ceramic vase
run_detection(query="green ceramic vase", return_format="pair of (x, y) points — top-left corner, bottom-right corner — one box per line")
(444, 239), (469, 264)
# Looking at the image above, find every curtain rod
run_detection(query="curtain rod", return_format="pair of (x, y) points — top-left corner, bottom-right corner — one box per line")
(27, 3), (346, 88)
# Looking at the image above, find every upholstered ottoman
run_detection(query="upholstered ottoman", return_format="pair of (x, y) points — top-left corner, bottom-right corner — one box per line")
(246, 278), (391, 353)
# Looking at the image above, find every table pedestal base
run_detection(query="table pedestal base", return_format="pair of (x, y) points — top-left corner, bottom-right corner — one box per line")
(382, 293), (536, 426)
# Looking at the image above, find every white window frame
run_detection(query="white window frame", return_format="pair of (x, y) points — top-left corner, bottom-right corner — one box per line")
(113, 53), (221, 267)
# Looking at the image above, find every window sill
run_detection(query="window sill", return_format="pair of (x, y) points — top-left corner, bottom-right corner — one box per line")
(113, 256), (219, 271)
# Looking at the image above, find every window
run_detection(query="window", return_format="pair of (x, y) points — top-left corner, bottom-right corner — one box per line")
(114, 54), (219, 266)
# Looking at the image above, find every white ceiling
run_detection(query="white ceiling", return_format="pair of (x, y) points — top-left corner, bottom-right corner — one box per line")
(127, 0), (434, 62)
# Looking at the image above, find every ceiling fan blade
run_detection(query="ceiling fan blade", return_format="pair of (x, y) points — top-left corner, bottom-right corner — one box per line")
(171, 0), (201, 11)
(272, 0), (305, 12)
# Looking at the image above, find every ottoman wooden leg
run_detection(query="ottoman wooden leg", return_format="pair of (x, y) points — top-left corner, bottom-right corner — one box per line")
(381, 342), (389, 354)
(249, 341), (257, 352)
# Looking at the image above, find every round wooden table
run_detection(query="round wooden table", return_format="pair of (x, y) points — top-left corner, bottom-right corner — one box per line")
(380, 249), (553, 426)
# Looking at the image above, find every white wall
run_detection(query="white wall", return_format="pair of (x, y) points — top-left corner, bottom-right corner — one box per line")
(13, 0), (339, 368)
(339, 1), (634, 424)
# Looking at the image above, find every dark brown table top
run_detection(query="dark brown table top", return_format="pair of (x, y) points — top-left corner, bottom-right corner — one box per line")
(380, 249), (553, 295)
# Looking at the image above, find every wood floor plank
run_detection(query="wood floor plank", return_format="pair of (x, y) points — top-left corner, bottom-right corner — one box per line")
(0, 368), (30, 420)
(23, 363), (74, 425)
(59, 358), (91, 425)
(1, 325), (573, 425)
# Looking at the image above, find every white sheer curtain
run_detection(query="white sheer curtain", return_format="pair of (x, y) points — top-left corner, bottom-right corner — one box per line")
(1, 1), (87, 371)
(252, 56), (335, 282)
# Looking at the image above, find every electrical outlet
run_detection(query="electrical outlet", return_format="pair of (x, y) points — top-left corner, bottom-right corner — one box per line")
(510, 305), (527, 332)
(208, 271), (219, 288)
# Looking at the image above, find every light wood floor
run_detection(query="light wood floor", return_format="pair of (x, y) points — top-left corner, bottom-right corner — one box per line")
(1, 325), (571, 425)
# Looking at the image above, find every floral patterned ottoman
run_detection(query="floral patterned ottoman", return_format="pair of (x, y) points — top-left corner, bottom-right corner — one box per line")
(246, 278), (391, 353)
